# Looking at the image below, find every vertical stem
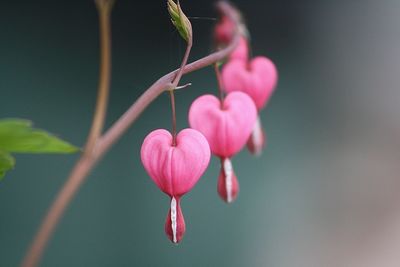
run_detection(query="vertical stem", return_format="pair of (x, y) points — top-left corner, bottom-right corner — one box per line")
(169, 35), (193, 145)
(214, 63), (225, 105)
(171, 40), (192, 89)
(21, 1), (114, 267)
(85, 0), (114, 153)
(169, 89), (177, 145)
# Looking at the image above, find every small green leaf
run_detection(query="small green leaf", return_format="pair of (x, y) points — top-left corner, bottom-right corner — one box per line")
(0, 119), (79, 154)
(0, 150), (15, 179)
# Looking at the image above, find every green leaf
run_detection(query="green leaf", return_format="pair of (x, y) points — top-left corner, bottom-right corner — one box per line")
(0, 150), (15, 179)
(0, 119), (79, 154)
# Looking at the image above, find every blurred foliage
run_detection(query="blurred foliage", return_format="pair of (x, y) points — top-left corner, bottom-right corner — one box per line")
(0, 119), (79, 179)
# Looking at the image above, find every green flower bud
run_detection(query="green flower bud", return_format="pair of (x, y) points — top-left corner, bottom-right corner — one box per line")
(167, 0), (192, 42)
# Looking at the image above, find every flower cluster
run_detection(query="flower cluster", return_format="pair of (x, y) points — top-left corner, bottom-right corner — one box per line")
(140, 8), (277, 244)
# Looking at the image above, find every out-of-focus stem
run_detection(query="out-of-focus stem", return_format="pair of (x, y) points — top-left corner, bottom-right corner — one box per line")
(85, 0), (114, 153)
(21, 1), (114, 267)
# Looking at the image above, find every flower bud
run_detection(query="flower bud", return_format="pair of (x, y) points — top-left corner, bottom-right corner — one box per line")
(167, 0), (192, 42)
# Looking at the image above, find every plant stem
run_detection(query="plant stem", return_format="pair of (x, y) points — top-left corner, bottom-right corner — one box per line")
(21, 2), (240, 267)
(169, 28), (193, 145)
(214, 63), (225, 105)
(85, 0), (113, 153)
(169, 89), (177, 145)
(21, 1), (114, 266)
(21, 156), (95, 267)
(171, 39), (192, 89)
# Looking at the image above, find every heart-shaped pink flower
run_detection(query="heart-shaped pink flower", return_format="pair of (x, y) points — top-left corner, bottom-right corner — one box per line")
(222, 56), (278, 110)
(188, 92), (257, 158)
(141, 128), (210, 243)
(189, 92), (256, 203)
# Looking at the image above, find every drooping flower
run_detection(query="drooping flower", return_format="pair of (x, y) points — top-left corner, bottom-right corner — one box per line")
(189, 92), (257, 202)
(141, 128), (210, 243)
(222, 56), (277, 110)
(222, 54), (278, 155)
(214, 15), (235, 44)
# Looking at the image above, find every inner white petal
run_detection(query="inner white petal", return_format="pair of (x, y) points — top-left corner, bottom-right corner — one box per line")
(170, 197), (177, 243)
(252, 116), (263, 155)
(223, 158), (233, 203)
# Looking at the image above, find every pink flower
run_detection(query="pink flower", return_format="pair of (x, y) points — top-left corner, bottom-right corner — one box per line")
(141, 128), (211, 243)
(189, 92), (257, 157)
(189, 92), (257, 202)
(222, 56), (277, 110)
(214, 16), (235, 44)
(222, 55), (278, 155)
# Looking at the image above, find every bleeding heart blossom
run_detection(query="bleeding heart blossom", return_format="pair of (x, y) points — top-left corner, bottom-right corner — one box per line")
(222, 55), (278, 155)
(222, 56), (277, 110)
(214, 15), (235, 44)
(141, 128), (210, 243)
(189, 92), (257, 157)
(189, 92), (257, 202)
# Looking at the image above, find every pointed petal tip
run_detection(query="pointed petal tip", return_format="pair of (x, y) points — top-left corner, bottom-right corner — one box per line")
(217, 158), (239, 203)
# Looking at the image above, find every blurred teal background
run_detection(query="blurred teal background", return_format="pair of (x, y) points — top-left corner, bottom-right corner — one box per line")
(1, 0), (400, 266)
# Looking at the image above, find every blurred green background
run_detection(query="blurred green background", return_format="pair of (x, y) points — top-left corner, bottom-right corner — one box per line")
(1, 0), (400, 266)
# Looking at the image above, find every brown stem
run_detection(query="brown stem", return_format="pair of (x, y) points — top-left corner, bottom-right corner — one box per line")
(86, 0), (114, 153)
(21, 1), (114, 266)
(21, 2), (240, 267)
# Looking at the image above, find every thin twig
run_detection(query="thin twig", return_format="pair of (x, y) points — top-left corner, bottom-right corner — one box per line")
(169, 90), (178, 145)
(170, 39), (192, 89)
(85, 0), (114, 153)
(169, 23), (193, 145)
(21, 1), (114, 266)
(21, 2), (240, 267)
(214, 63), (225, 104)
